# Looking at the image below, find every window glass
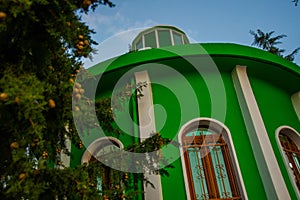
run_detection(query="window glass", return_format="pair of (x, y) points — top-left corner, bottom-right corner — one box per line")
(183, 128), (241, 199)
(183, 36), (189, 44)
(136, 38), (143, 50)
(144, 31), (157, 48)
(87, 139), (123, 193)
(210, 145), (233, 198)
(188, 146), (209, 199)
(279, 132), (300, 190)
(158, 30), (172, 47)
(186, 129), (211, 136)
(173, 31), (183, 45)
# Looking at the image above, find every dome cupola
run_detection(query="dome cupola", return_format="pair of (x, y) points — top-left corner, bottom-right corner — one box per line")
(131, 25), (190, 51)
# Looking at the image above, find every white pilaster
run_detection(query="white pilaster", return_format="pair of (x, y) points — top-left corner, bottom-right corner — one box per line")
(135, 70), (163, 200)
(232, 65), (290, 199)
(60, 136), (71, 168)
(291, 91), (300, 121)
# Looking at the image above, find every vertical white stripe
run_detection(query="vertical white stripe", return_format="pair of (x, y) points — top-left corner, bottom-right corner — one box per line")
(292, 91), (300, 121)
(135, 70), (163, 200)
(232, 65), (290, 199)
(60, 136), (71, 168)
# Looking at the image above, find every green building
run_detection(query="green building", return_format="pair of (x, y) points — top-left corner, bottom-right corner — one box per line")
(70, 25), (300, 200)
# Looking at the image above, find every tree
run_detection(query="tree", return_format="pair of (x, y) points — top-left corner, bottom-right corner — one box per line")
(250, 29), (300, 62)
(0, 1), (172, 199)
(293, 0), (298, 6)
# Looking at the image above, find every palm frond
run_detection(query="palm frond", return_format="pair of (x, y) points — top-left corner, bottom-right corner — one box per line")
(269, 34), (287, 46)
(293, 0), (298, 6)
(284, 47), (300, 61)
(250, 29), (299, 63)
(269, 46), (285, 56)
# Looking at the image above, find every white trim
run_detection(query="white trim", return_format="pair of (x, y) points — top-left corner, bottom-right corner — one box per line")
(276, 126), (300, 198)
(135, 71), (157, 139)
(142, 35), (145, 50)
(232, 65), (290, 199)
(170, 29), (175, 46)
(134, 27), (188, 50)
(135, 70), (163, 200)
(292, 91), (300, 121)
(155, 29), (159, 48)
(81, 137), (124, 165)
(178, 117), (248, 200)
(60, 136), (71, 168)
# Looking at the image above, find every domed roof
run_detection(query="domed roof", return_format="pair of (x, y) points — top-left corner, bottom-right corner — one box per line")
(131, 25), (190, 51)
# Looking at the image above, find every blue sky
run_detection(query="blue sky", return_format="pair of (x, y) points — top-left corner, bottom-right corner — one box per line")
(82, 0), (300, 67)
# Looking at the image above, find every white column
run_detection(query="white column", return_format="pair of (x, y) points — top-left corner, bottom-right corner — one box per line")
(292, 91), (300, 121)
(135, 70), (163, 200)
(60, 136), (71, 168)
(232, 65), (290, 199)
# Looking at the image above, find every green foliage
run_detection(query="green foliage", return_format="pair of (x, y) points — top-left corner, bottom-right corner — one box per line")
(0, 0), (122, 199)
(250, 29), (300, 63)
(84, 133), (174, 199)
(0, 1), (173, 199)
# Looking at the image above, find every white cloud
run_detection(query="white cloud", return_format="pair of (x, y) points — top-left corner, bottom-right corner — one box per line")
(82, 11), (161, 68)
(82, 11), (158, 37)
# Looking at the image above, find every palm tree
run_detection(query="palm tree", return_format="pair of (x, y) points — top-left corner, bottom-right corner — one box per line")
(250, 29), (300, 62)
(293, 0), (298, 6)
(284, 47), (300, 61)
(249, 29), (286, 52)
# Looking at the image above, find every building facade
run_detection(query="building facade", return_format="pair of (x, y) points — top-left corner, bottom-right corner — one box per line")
(70, 25), (300, 199)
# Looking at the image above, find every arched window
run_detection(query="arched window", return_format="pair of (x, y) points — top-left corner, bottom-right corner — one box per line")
(276, 126), (300, 194)
(179, 118), (247, 200)
(81, 137), (124, 192)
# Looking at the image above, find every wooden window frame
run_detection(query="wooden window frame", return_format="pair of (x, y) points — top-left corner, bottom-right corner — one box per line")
(276, 126), (300, 196)
(178, 118), (247, 200)
(279, 134), (300, 190)
(183, 131), (241, 200)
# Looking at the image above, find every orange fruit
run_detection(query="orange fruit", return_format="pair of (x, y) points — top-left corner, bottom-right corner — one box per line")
(19, 173), (26, 180)
(78, 35), (84, 40)
(75, 82), (81, 89)
(74, 106), (80, 111)
(83, 0), (92, 6)
(48, 99), (56, 108)
(69, 78), (74, 84)
(0, 93), (8, 100)
(0, 12), (7, 20)
(79, 89), (85, 94)
(75, 93), (81, 100)
(73, 88), (79, 94)
(10, 142), (19, 149)
(77, 45), (84, 50)
(48, 65), (54, 70)
(15, 97), (21, 104)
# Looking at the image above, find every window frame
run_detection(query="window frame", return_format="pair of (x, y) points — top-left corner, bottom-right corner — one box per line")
(178, 118), (248, 200)
(276, 126), (300, 198)
(81, 137), (124, 193)
(81, 136), (124, 164)
(133, 27), (188, 50)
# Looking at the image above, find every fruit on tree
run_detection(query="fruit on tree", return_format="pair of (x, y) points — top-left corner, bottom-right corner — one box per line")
(0, 93), (8, 100)
(10, 142), (19, 149)
(48, 99), (56, 108)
